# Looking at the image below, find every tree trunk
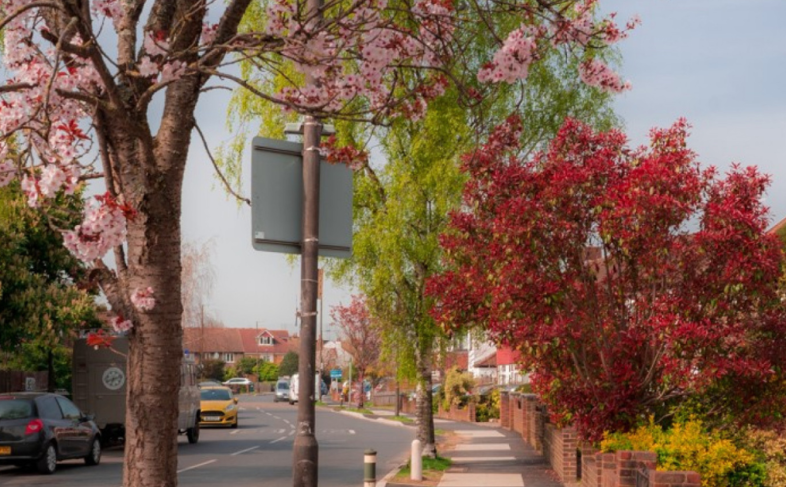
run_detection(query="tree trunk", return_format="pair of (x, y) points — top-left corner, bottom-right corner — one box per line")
(357, 371), (365, 409)
(121, 164), (187, 487)
(416, 352), (436, 458)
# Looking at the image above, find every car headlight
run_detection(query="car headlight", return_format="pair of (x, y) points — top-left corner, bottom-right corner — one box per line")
(225, 404), (235, 412)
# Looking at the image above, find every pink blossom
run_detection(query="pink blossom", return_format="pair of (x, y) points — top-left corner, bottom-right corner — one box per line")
(201, 23), (219, 46)
(39, 164), (67, 197)
(477, 27), (538, 83)
(138, 56), (160, 78)
(20, 175), (42, 207)
(579, 59), (631, 93)
(110, 315), (134, 334)
(131, 287), (156, 311)
(62, 196), (129, 263)
(160, 60), (186, 83)
(92, 0), (124, 21)
(144, 31), (170, 57)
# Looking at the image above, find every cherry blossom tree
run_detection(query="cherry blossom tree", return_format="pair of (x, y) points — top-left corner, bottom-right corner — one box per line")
(330, 295), (381, 408)
(428, 117), (786, 440)
(0, 0), (637, 484)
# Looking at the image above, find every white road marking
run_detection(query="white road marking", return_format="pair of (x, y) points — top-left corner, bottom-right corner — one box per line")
(231, 446), (259, 456)
(271, 436), (288, 444)
(230, 429), (240, 435)
(288, 430), (294, 436)
(349, 429), (356, 435)
(177, 459), (216, 473)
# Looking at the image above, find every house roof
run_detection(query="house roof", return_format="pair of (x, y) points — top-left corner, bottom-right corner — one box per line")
(236, 328), (293, 356)
(474, 352), (497, 368)
(496, 346), (521, 366)
(182, 327), (293, 355)
(183, 327), (245, 353)
(769, 216), (786, 239)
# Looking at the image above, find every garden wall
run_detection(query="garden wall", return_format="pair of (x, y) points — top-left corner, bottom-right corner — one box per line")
(499, 392), (701, 487)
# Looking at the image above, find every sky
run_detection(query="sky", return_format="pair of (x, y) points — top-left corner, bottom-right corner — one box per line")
(179, 0), (786, 335)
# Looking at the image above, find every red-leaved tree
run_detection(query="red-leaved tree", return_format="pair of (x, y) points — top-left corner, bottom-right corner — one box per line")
(331, 295), (381, 408)
(428, 117), (786, 440)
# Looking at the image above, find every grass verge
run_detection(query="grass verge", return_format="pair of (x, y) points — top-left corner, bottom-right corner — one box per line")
(392, 456), (452, 486)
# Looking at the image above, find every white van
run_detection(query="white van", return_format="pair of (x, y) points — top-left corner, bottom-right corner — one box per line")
(72, 336), (201, 444)
(288, 373), (323, 405)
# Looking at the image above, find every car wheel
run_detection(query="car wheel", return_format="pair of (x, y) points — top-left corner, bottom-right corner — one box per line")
(36, 443), (57, 475)
(231, 417), (238, 429)
(187, 419), (200, 444)
(85, 437), (101, 466)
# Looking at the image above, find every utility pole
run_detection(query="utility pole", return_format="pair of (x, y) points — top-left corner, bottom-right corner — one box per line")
(292, 0), (324, 482)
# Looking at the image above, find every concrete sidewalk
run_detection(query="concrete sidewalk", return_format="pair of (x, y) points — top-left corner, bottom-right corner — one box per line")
(368, 408), (565, 487)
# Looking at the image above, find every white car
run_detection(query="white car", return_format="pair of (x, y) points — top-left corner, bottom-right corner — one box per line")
(223, 378), (253, 387)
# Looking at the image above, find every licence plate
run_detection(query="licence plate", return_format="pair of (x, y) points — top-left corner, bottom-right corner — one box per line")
(204, 416), (220, 422)
(0, 446), (10, 455)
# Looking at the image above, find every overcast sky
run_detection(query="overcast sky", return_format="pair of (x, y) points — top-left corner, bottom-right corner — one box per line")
(179, 0), (786, 334)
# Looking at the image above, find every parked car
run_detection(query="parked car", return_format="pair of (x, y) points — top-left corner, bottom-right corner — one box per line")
(0, 392), (102, 474)
(199, 387), (238, 428)
(223, 378), (253, 391)
(274, 379), (290, 402)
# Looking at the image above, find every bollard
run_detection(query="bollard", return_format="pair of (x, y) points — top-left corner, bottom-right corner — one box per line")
(364, 449), (377, 487)
(411, 439), (422, 481)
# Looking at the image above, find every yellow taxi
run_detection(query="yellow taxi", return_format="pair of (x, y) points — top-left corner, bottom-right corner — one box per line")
(199, 386), (239, 428)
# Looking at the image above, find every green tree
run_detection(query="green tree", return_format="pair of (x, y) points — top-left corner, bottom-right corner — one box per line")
(331, 55), (618, 452)
(278, 351), (299, 377)
(237, 356), (259, 376)
(0, 183), (99, 389)
(256, 361), (279, 381)
(199, 359), (226, 382)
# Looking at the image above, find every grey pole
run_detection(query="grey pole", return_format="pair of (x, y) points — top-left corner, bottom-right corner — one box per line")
(292, 115), (321, 487)
(292, 0), (324, 476)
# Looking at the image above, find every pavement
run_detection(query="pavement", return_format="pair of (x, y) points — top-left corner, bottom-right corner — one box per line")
(351, 406), (566, 487)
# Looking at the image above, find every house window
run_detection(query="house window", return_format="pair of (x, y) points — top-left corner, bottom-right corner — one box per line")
(258, 335), (273, 345)
(223, 353), (235, 363)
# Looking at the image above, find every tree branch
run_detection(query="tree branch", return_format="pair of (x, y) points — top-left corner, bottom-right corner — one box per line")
(194, 122), (251, 206)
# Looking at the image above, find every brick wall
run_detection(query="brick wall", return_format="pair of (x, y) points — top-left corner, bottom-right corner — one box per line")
(497, 394), (701, 487)
(436, 402), (476, 422)
(651, 471), (701, 487)
(542, 423), (580, 484)
(512, 395), (524, 435)
(501, 391), (511, 429)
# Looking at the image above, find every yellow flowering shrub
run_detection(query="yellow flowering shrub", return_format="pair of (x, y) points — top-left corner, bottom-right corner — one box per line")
(739, 429), (786, 487)
(601, 418), (763, 487)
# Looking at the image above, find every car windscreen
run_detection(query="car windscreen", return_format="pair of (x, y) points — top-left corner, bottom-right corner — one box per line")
(277, 382), (289, 390)
(0, 399), (33, 420)
(200, 389), (231, 401)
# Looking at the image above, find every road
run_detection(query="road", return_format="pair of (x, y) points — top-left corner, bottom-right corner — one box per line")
(0, 395), (414, 487)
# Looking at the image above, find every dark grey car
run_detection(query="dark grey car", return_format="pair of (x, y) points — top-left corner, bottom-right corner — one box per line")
(0, 392), (101, 474)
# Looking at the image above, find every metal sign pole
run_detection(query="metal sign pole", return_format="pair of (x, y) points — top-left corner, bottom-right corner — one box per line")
(292, 0), (324, 481)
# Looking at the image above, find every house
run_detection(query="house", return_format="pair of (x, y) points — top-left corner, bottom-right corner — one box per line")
(182, 327), (295, 366)
(182, 326), (245, 365)
(496, 347), (528, 385)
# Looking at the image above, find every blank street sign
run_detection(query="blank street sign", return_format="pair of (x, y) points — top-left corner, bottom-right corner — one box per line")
(251, 137), (352, 259)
